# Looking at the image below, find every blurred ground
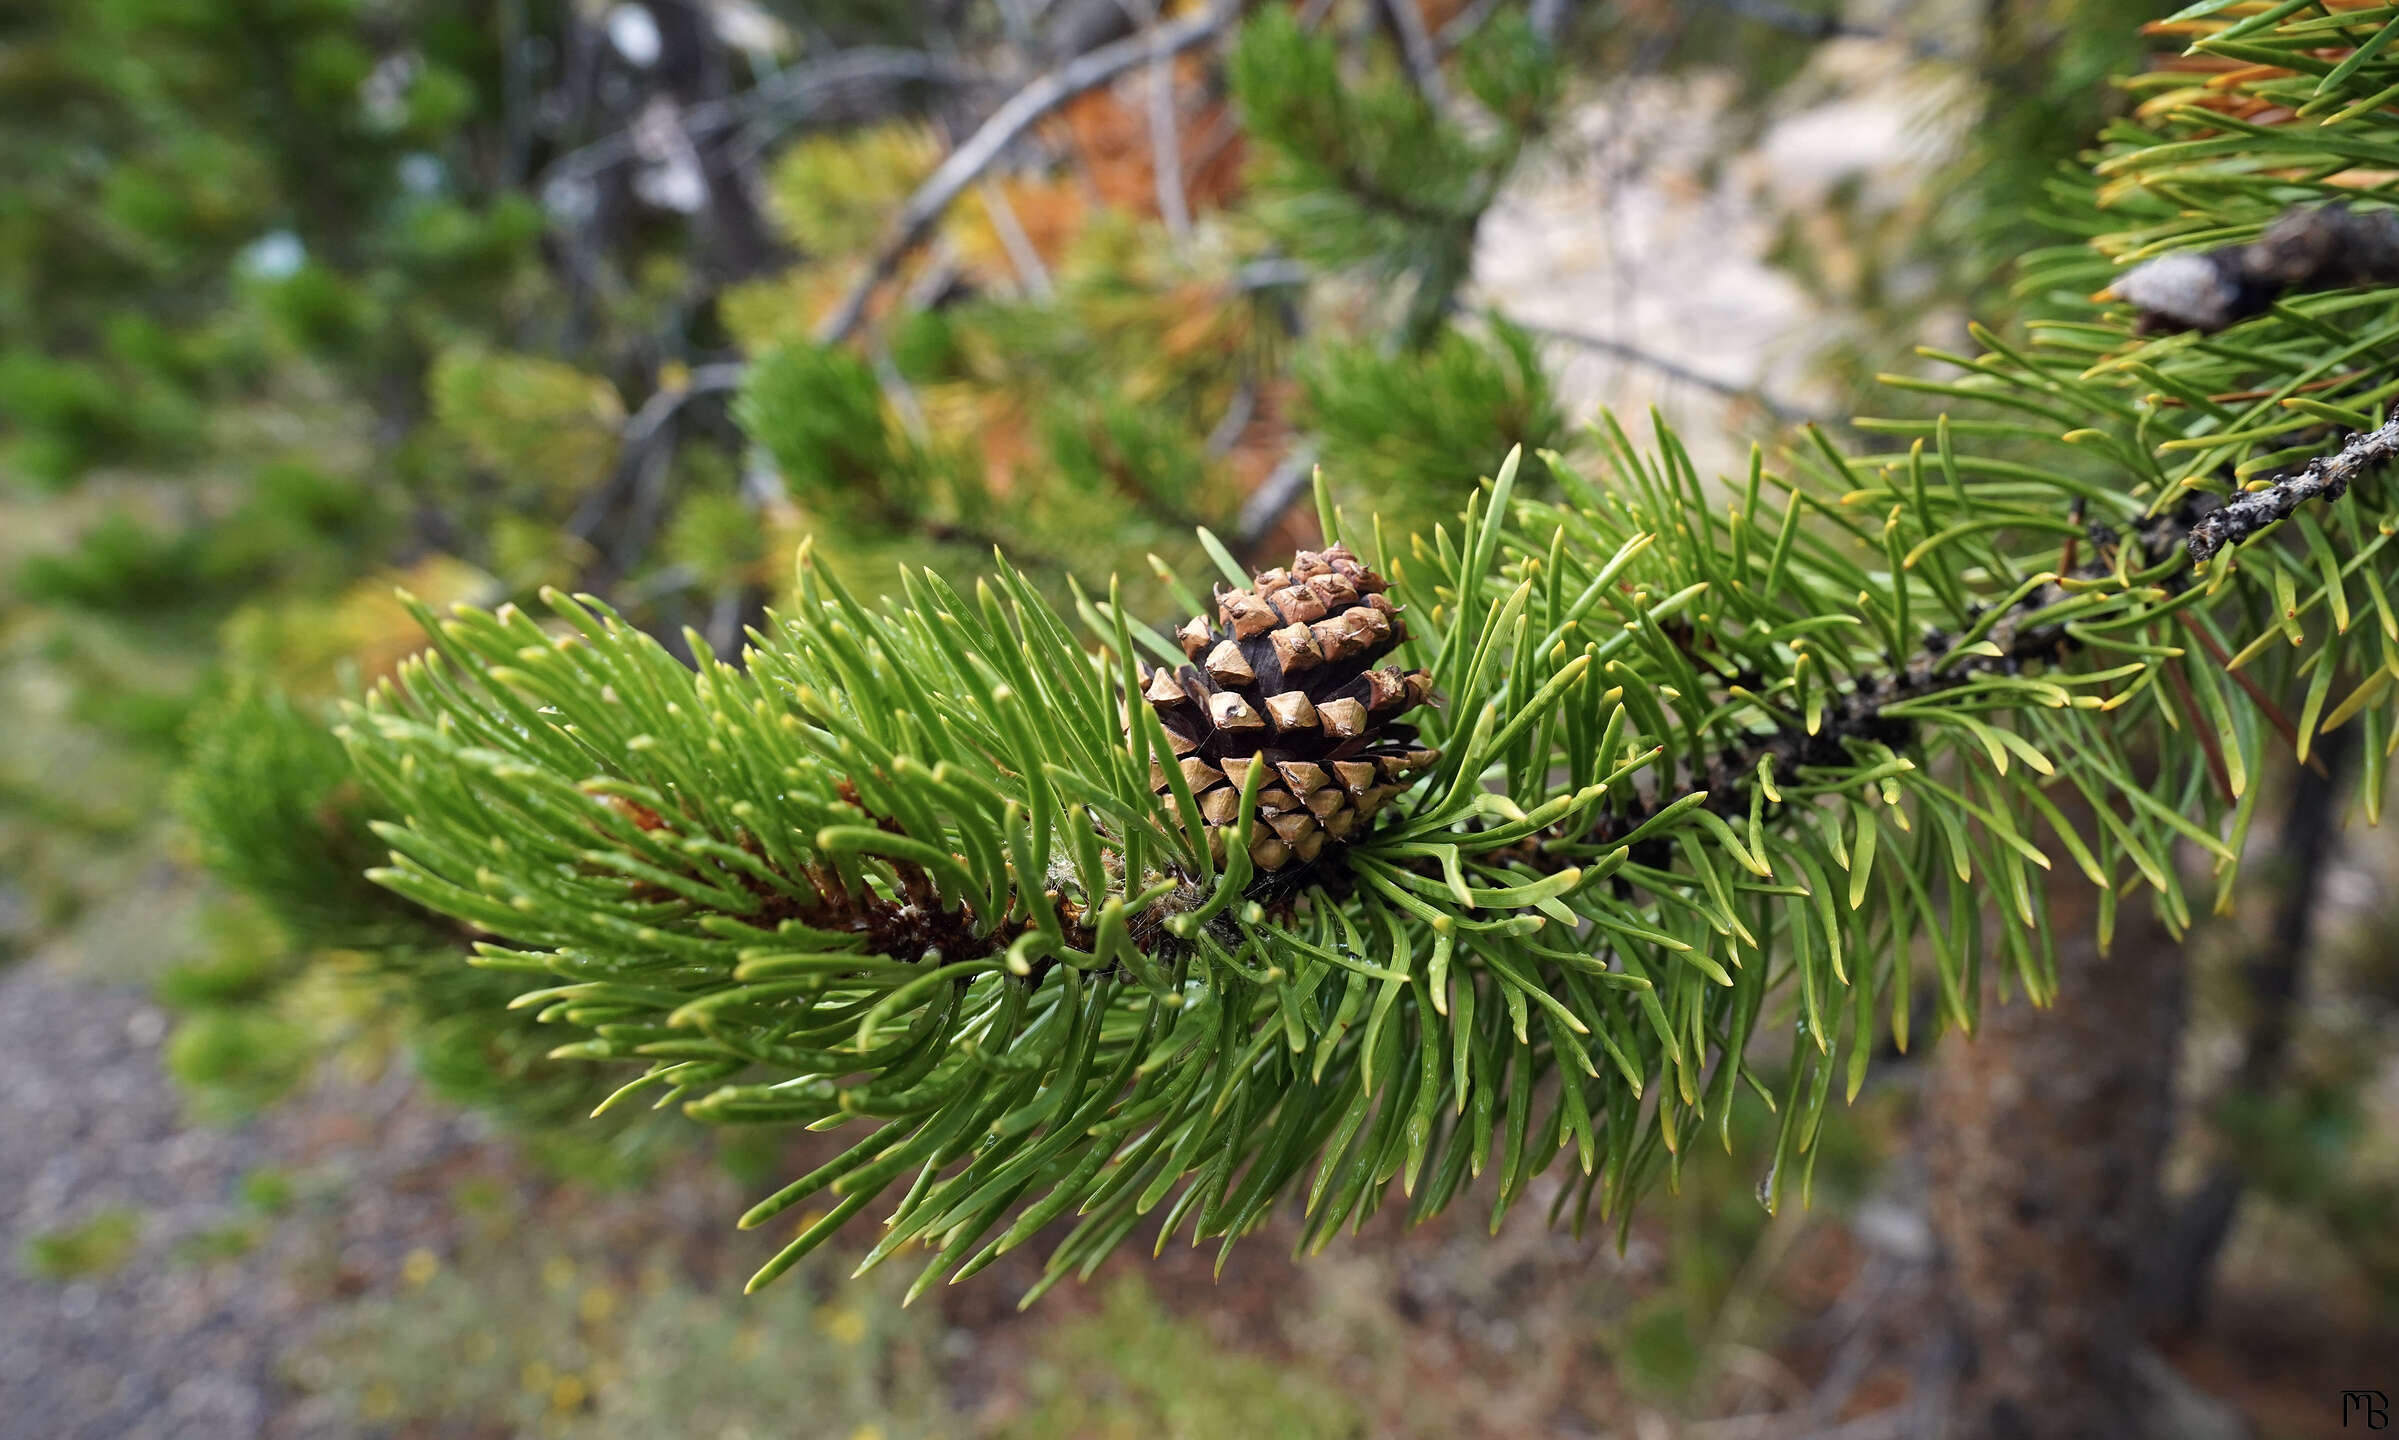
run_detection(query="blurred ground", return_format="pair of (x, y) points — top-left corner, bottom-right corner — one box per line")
(0, 943), (1894, 1440)
(11, 927), (2373, 1440)
(0, 960), (479, 1439)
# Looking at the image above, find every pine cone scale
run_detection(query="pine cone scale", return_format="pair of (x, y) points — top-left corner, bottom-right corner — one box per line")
(1136, 544), (1440, 873)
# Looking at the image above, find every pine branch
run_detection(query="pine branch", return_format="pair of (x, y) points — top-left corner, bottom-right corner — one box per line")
(1492, 504), (2197, 865)
(1455, 407), (2395, 877)
(2185, 414), (2399, 563)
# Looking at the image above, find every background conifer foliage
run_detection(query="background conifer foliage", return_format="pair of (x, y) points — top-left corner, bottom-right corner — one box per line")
(11, 1), (2399, 1437)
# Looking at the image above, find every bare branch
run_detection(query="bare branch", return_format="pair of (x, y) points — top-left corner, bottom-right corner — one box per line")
(1147, 26), (1193, 240)
(977, 179), (1056, 299)
(567, 361), (748, 567)
(1202, 381), (1256, 459)
(1508, 316), (1831, 427)
(1383, 0), (1448, 108)
(1236, 445), (1321, 551)
(2113, 203), (2399, 335)
(2185, 414), (2399, 563)
(622, 361), (749, 449)
(542, 48), (974, 187)
(815, 2), (1237, 346)
(1435, 0), (1505, 52)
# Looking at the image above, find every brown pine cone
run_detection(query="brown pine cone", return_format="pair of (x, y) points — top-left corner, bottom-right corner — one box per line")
(1140, 545), (1440, 871)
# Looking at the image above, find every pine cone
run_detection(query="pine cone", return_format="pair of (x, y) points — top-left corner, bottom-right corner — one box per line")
(1140, 545), (1439, 872)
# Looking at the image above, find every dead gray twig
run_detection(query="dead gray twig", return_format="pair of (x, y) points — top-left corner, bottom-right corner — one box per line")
(2113, 202), (2399, 335)
(543, 48), (972, 187)
(978, 181), (1056, 299)
(816, 3), (1236, 346)
(1384, 0), (1448, 108)
(1508, 316), (1830, 427)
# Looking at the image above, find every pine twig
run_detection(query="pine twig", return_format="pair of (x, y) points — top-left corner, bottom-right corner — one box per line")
(2185, 413), (2399, 562)
(1510, 506), (2197, 864)
(1489, 409), (2387, 878)
(2112, 202), (2399, 336)
(815, 2), (1236, 346)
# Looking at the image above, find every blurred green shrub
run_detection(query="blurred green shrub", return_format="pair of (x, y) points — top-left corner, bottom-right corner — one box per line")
(1000, 1277), (1364, 1440)
(21, 1208), (143, 1281)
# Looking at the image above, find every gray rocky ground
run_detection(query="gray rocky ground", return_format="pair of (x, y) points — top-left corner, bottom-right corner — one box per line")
(0, 960), (491, 1440)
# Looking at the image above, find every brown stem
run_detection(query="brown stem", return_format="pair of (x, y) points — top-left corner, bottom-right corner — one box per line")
(2174, 614), (2327, 778)
(1923, 826), (2186, 1439)
(2145, 731), (2356, 1337)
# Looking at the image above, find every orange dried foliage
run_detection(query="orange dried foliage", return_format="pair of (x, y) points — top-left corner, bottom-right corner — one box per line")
(993, 176), (1089, 263)
(2204, 63), (2297, 89)
(915, 379), (1041, 501)
(1051, 54), (1246, 223)
(2132, 18), (2399, 130)
(2138, 52), (2259, 71)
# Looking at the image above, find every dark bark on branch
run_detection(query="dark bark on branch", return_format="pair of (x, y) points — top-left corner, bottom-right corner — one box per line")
(1924, 857), (2185, 1440)
(2146, 731), (2355, 1336)
(1541, 503), (2192, 859)
(2185, 414), (2399, 562)
(1494, 402), (2378, 875)
(2112, 202), (2399, 336)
